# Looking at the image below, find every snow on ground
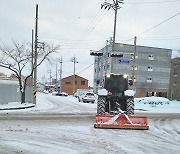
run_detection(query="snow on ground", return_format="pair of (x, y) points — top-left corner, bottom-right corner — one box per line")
(0, 92), (179, 114)
(0, 93), (180, 154)
(135, 97), (180, 113)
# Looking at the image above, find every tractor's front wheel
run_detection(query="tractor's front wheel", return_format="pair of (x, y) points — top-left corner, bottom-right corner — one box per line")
(97, 96), (106, 114)
(126, 96), (134, 115)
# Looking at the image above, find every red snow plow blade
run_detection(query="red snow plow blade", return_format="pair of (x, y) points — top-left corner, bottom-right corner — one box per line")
(94, 114), (149, 130)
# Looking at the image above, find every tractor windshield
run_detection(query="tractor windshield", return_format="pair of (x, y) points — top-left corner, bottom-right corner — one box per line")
(104, 74), (128, 94)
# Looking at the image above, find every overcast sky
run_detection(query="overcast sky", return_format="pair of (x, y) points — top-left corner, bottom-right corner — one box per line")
(0, 0), (180, 86)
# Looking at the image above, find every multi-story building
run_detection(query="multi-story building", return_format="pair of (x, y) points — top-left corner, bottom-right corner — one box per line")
(93, 43), (172, 98)
(169, 57), (180, 100)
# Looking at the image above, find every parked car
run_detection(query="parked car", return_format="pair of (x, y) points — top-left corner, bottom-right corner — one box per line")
(74, 89), (89, 98)
(78, 92), (95, 103)
(55, 92), (68, 96)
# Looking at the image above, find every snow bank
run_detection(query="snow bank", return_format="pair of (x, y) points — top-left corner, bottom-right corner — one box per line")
(135, 97), (180, 113)
(135, 96), (170, 104)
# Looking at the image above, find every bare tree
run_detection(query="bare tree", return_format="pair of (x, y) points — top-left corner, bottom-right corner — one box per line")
(0, 41), (60, 104)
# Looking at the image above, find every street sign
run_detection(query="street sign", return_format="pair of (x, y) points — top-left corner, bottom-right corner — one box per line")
(118, 59), (130, 64)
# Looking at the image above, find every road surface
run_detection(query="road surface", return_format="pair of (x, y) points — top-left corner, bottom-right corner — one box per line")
(0, 94), (179, 154)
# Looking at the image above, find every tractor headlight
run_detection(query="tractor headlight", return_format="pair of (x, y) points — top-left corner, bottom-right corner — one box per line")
(123, 74), (128, 79)
(106, 74), (111, 78)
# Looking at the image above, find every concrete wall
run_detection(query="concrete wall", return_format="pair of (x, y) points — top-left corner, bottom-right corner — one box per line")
(0, 81), (33, 105)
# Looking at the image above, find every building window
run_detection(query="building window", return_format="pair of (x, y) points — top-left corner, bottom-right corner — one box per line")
(135, 54), (138, 59)
(75, 80), (77, 85)
(134, 77), (137, 82)
(132, 65), (138, 70)
(147, 66), (153, 71)
(107, 64), (110, 70)
(95, 69), (96, 73)
(173, 82), (177, 86)
(81, 81), (85, 85)
(174, 73), (177, 77)
(148, 55), (154, 60)
(65, 82), (71, 84)
(146, 77), (152, 83)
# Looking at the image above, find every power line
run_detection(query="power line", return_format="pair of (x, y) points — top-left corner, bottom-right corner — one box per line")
(138, 36), (180, 40)
(39, 16), (95, 20)
(121, 12), (180, 43)
(126, 0), (180, 4)
(63, 9), (107, 56)
(77, 63), (94, 74)
(137, 12), (180, 37)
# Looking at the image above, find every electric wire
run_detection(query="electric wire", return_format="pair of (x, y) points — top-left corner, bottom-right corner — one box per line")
(137, 12), (180, 37)
(120, 12), (180, 43)
(126, 0), (180, 4)
(76, 63), (94, 74)
(62, 9), (108, 55)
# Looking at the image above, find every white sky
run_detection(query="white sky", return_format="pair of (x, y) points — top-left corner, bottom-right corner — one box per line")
(0, 0), (180, 86)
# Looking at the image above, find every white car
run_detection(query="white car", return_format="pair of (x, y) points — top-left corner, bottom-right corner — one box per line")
(78, 92), (95, 103)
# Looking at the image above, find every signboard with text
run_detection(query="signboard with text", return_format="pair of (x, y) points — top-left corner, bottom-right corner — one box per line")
(118, 59), (130, 64)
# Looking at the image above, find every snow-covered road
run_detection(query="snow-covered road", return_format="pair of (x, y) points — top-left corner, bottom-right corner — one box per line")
(0, 93), (180, 154)
(0, 113), (179, 154)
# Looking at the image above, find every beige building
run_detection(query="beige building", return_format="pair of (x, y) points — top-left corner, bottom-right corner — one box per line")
(61, 75), (88, 95)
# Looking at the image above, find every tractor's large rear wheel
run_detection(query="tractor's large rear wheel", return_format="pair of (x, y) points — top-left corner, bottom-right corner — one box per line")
(97, 96), (106, 114)
(126, 96), (134, 115)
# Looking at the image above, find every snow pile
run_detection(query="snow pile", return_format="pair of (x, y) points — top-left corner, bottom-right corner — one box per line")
(135, 97), (180, 113)
(135, 96), (170, 105)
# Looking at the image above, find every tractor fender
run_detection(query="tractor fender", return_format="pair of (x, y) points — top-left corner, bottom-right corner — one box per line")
(124, 90), (135, 96)
(98, 89), (108, 96)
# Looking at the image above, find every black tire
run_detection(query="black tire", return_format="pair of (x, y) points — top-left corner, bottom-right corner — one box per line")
(78, 97), (81, 102)
(126, 96), (134, 115)
(97, 96), (106, 115)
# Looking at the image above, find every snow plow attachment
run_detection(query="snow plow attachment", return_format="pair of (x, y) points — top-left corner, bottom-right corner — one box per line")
(94, 114), (149, 130)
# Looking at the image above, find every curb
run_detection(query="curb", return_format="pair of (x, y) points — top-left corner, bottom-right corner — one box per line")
(0, 105), (35, 111)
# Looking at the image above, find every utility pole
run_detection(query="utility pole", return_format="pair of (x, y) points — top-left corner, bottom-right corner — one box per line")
(47, 70), (52, 92)
(31, 29), (34, 87)
(59, 57), (63, 93)
(101, 0), (123, 50)
(55, 59), (58, 92)
(71, 55), (78, 95)
(31, 29), (34, 75)
(132, 36), (137, 85)
(101, 0), (124, 73)
(33, 4), (38, 105)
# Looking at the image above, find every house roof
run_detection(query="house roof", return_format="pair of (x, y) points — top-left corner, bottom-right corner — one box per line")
(62, 74), (88, 81)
